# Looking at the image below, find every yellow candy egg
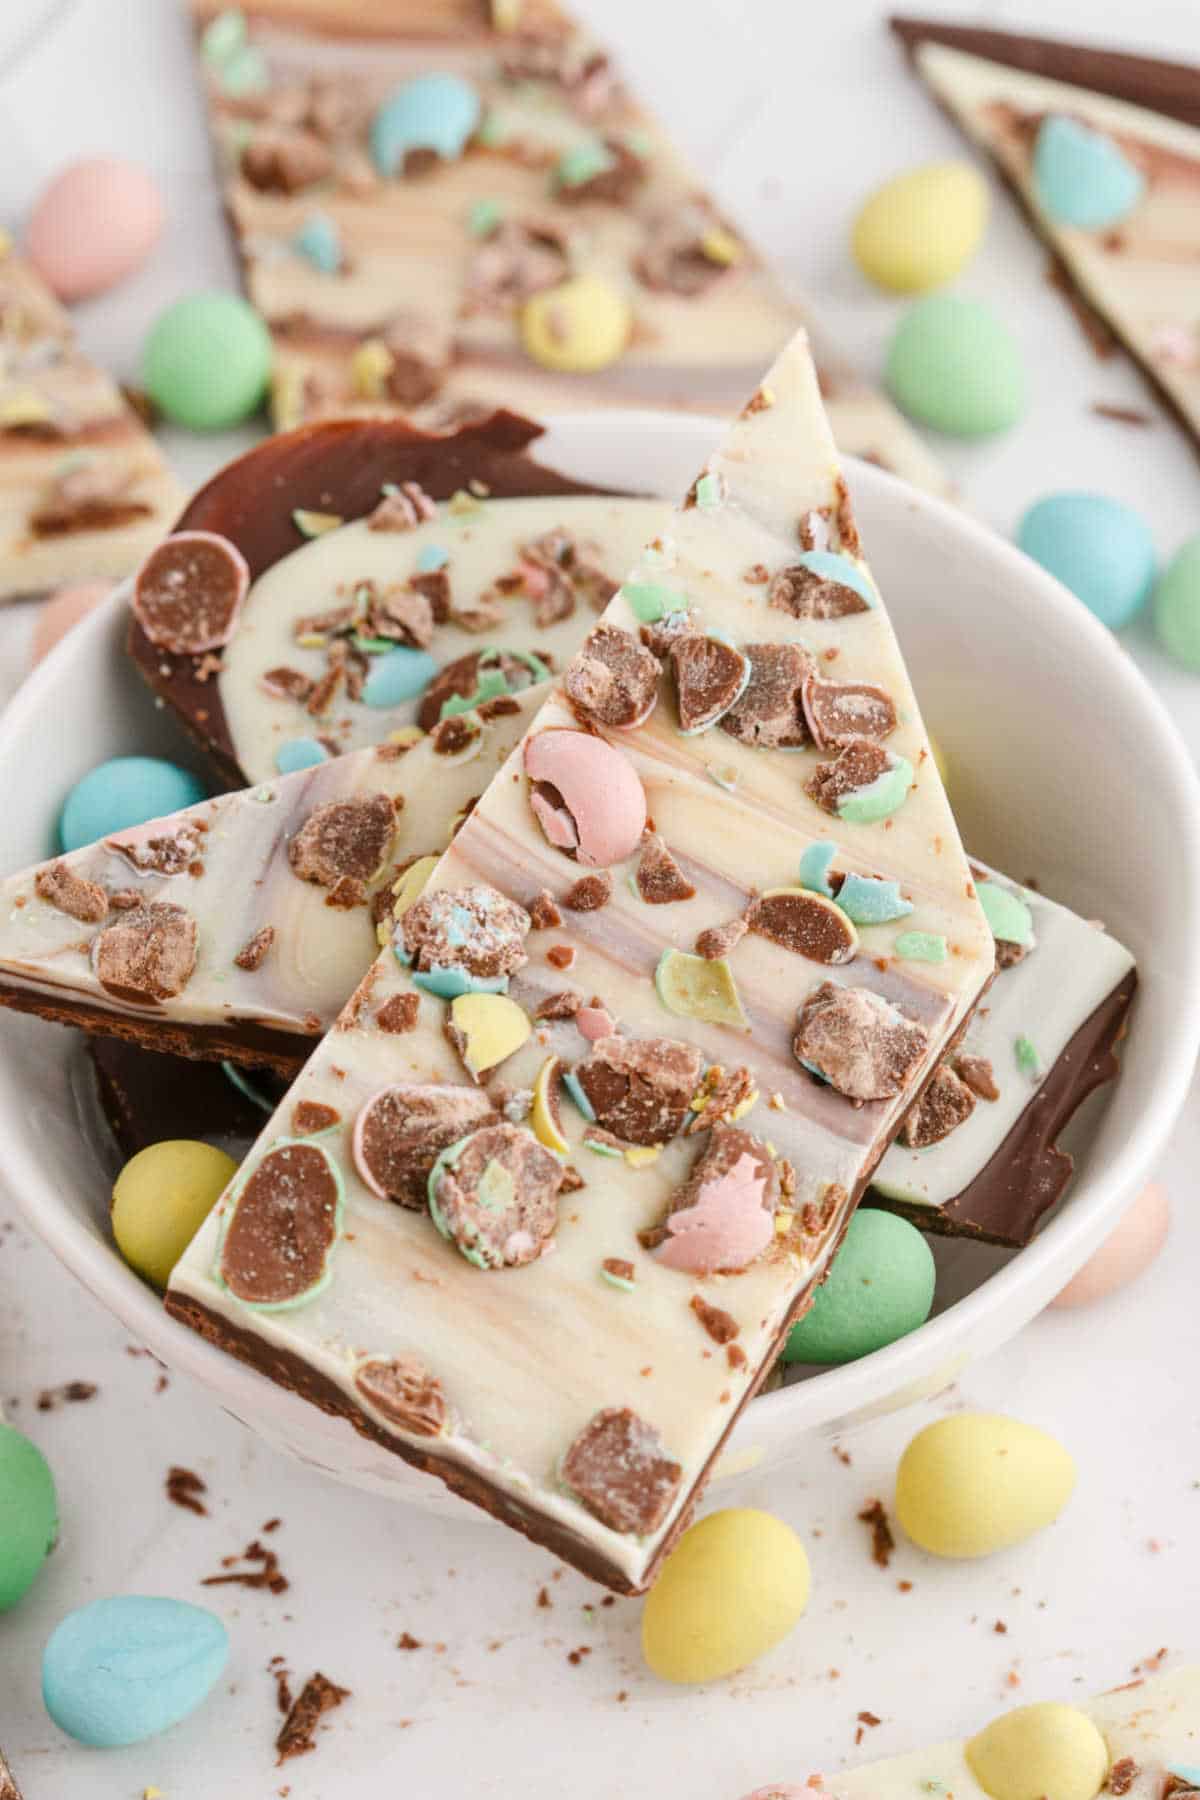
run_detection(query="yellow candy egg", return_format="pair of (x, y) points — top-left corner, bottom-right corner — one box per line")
(112, 1141), (238, 1289)
(531, 1055), (569, 1154)
(641, 1508), (810, 1684)
(895, 1413), (1075, 1559)
(449, 992), (531, 1080)
(967, 1702), (1109, 1800)
(520, 274), (632, 374)
(852, 162), (989, 294)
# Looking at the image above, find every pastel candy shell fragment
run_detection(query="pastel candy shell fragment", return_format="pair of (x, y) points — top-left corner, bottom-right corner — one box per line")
(654, 1126), (778, 1275)
(353, 1083), (496, 1208)
(428, 1122), (562, 1269)
(370, 74), (481, 175)
(655, 948), (748, 1029)
(42, 1595), (229, 1747)
(448, 991), (531, 1080)
(783, 1208), (934, 1364)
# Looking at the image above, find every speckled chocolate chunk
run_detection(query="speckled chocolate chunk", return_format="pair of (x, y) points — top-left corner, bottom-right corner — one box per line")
(805, 740), (895, 815)
(746, 889), (857, 964)
(132, 532), (248, 654)
(685, 1063), (757, 1133)
(401, 884), (531, 979)
(241, 127), (333, 194)
(235, 925), (275, 971)
(34, 862), (107, 923)
(262, 666), (315, 703)
(288, 794), (397, 889)
(563, 871), (613, 912)
(361, 582), (435, 649)
(719, 641), (813, 749)
(635, 834), (695, 905)
(416, 648), (549, 732)
(768, 561), (870, 620)
(92, 903), (198, 1003)
(293, 1100), (341, 1136)
(899, 1061), (976, 1149)
(355, 1355), (447, 1436)
(109, 823), (203, 876)
(219, 1142), (341, 1306)
(794, 981), (928, 1103)
(376, 992), (420, 1034)
(560, 1406), (682, 1537)
(429, 1122), (562, 1269)
(575, 1035), (704, 1145)
(528, 889), (563, 930)
(355, 1083), (496, 1209)
(275, 1671), (350, 1765)
(954, 1052), (1000, 1103)
(694, 917), (748, 961)
(669, 633), (749, 733)
(802, 674), (896, 750)
(535, 988), (584, 1020)
(690, 1294), (740, 1344)
(564, 623), (660, 728)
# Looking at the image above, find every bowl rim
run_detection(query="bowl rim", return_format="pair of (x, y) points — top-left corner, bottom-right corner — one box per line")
(3, 412), (1200, 1453)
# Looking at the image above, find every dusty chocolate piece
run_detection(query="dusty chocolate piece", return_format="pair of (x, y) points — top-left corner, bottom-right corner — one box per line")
(546, 944), (575, 969)
(686, 1063), (757, 1133)
(899, 1061), (976, 1148)
(560, 1407), (682, 1537)
(235, 925), (275, 971)
(367, 480), (436, 531)
(858, 1497), (895, 1569)
(218, 1142), (341, 1305)
(694, 917), (748, 961)
(719, 641), (812, 749)
(669, 633), (749, 733)
(241, 125), (333, 194)
(203, 1536), (289, 1594)
(92, 903), (198, 1004)
(276, 1672), (350, 1765)
(416, 647), (549, 732)
(288, 794), (396, 889)
(635, 198), (741, 297)
(805, 740), (898, 815)
(574, 1035), (704, 1145)
(293, 1099), (340, 1135)
(528, 889), (563, 930)
(109, 824), (203, 877)
(34, 861), (107, 923)
(401, 884), (530, 979)
(564, 623), (660, 728)
(359, 581), (435, 649)
(89, 1038), (287, 1161)
(563, 871), (613, 912)
(0, 1749), (23, 1800)
(746, 889), (857, 964)
(165, 1465), (209, 1515)
(132, 532), (249, 655)
(376, 992), (420, 1033)
(431, 716), (481, 758)
(795, 981), (928, 1103)
(428, 1122), (563, 1269)
(354, 1083), (496, 1210)
(690, 1295), (740, 1345)
(602, 1257), (635, 1284)
(769, 561), (870, 620)
(355, 1355), (447, 1436)
(635, 834), (696, 904)
(954, 1051), (999, 1101)
(535, 988), (584, 1020)
(802, 674), (896, 750)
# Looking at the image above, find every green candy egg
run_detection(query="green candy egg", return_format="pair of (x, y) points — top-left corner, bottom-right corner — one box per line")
(143, 292), (273, 431)
(783, 1209), (935, 1365)
(1153, 535), (1200, 671)
(885, 295), (1025, 438)
(0, 1422), (58, 1610)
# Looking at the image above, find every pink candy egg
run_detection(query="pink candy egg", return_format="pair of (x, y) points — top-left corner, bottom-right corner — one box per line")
(26, 158), (164, 302)
(30, 582), (113, 666)
(1050, 1180), (1170, 1308)
(524, 727), (647, 867)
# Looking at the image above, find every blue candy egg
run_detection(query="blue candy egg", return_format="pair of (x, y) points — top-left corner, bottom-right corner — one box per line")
(293, 211), (342, 274)
(370, 74), (481, 176)
(275, 736), (331, 774)
(361, 646), (439, 708)
(59, 757), (206, 853)
(1018, 492), (1156, 630)
(1033, 115), (1145, 231)
(43, 1595), (229, 1747)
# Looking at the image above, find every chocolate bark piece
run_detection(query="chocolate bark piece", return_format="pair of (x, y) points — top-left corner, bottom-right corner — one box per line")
(669, 632), (750, 733)
(34, 862), (107, 923)
(92, 903), (198, 1004)
(564, 624), (660, 728)
(802, 674), (897, 749)
(401, 885), (530, 979)
(899, 1060), (976, 1148)
(769, 561), (870, 620)
(574, 1034), (704, 1145)
(635, 834), (695, 904)
(745, 889), (858, 964)
(795, 981), (928, 1103)
(560, 1407), (682, 1537)
(805, 740), (898, 814)
(353, 1083), (497, 1209)
(132, 532), (250, 654)
(719, 642), (813, 749)
(354, 1355), (447, 1436)
(428, 1122), (563, 1269)
(218, 1141), (342, 1307)
(287, 794), (397, 889)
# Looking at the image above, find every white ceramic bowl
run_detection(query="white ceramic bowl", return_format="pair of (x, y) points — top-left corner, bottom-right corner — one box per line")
(2, 411), (1198, 1508)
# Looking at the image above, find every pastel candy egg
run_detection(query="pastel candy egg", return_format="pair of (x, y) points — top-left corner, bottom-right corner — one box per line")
(1033, 115), (1145, 231)
(26, 158), (164, 301)
(58, 756), (206, 853)
(448, 992), (531, 1081)
(143, 292), (272, 431)
(1153, 534), (1200, 670)
(370, 73), (481, 175)
(276, 737), (330, 774)
(895, 1413), (1075, 1558)
(966, 1701), (1110, 1800)
(782, 1209), (935, 1365)
(852, 161), (989, 293)
(31, 581), (112, 666)
(524, 727), (646, 866)
(885, 296), (1025, 437)
(1018, 493), (1155, 630)
(1050, 1181), (1169, 1308)
(0, 1423), (58, 1610)
(520, 275), (632, 374)
(112, 1141), (239, 1289)
(642, 1509), (809, 1684)
(42, 1595), (229, 1747)
(361, 646), (439, 708)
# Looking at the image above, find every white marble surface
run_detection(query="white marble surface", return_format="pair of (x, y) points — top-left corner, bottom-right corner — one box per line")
(0, 2), (1198, 1795)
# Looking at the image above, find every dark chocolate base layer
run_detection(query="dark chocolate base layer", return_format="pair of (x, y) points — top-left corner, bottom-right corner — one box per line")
(0, 982), (310, 1076)
(871, 967), (1137, 1248)
(89, 1037), (285, 1162)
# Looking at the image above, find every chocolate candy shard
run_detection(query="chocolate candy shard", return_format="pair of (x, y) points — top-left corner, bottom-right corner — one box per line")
(132, 530), (250, 654)
(354, 1354), (448, 1437)
(802, 674), (897, 750)
(34, 861), (107, 923)
(428, 1122), (563, 1269)
(400, 885), (531, 981)
(654, 1124), (779, 1275)
(900, 1061), (977, 1149)
(805, 740), (909, 819)
(560, 1406), (683, 1537)
(293, 1099), (340, 1135)
(563, 623), (661, 728)
(574, 1034), (704, 1146)
(794, 981), (928, 1103)
(287, 794), (397, 889)
(954, 1051), (1000, 1102)
(416, 647), (550, 733)
(745, 888), (858, 964)
(563, 871), (613, 912)
(769, 560), (870, 620)
(352, 1083), (496, 1209)
(217, 1138), (343, 1309)
(109, 823), (203, 877)
(669, 632), (751, 734)
(92, 903), (198, 1003)
(635, 834), (696, 905)
(719, 642), (813, 749)
(234, 925), (275, 971)
(694, 917), (748, 961)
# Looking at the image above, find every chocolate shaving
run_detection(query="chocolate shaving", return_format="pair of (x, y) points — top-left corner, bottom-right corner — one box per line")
(858, 1498), (895, 1569)
(165, 1466), (209, 1515)
(275, 1672), (350, 1765)
(686, 1063), (756, 1134)
(203, 1538), (290, 1595)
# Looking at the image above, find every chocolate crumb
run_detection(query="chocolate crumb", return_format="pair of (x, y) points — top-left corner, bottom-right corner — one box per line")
(276, 1672), (350, 1765)
(546, 944), (575, 970)
(36, 1380), (98, 1411)
(564, 872), (613, 912)
(293, 1100), (341, 1135)
(203, 1538), (290, 1595)
(1092, 402), (1152, 427)
(528, 889), (563, 930)
(567, 1645), (593, 1666)
(270, 1659), (294, 1717)
(235, 925), (276, 971)
(377, 992), (420, 1033)
(165, 1466), (208, 1516)
(994, 1619), (1008, 1635)
(858, 1499), (895, 1570)
(1108, 1759), (1139, 1795)
(396, 1632), (423, 1651)
(536, 1587), (552, 1610)
(689, 1294), (740, 1345)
